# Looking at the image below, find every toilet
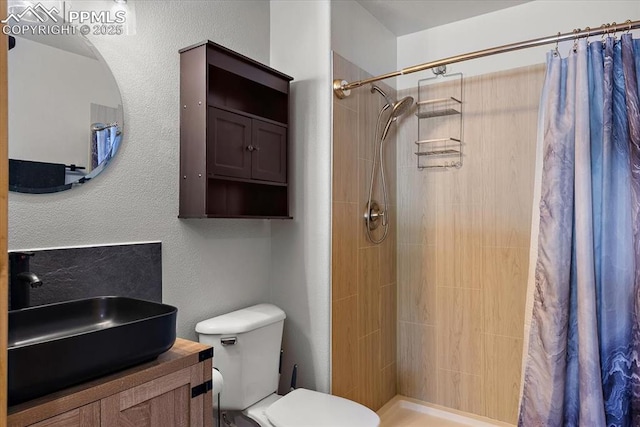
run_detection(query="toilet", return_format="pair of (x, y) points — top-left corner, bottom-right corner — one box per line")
(196, 303), (380, 427)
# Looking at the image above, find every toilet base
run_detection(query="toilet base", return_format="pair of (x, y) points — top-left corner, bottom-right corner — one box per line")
(219, 411), (260, 427)
(214, 393), (281, 427)
(242, 393), (282, 426)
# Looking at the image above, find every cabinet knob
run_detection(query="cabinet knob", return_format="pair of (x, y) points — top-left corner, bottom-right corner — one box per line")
(247, 145), (255, 152)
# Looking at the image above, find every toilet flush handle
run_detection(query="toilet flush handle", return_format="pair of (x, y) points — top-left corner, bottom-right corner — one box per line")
(221, 337), (237, 346)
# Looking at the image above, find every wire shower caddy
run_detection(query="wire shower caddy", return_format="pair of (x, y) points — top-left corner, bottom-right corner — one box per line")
(415, 67), (464, 170)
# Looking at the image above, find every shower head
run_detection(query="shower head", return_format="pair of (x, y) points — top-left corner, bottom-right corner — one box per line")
(391, 96), (414, 118)
(381, 95), (414, 140)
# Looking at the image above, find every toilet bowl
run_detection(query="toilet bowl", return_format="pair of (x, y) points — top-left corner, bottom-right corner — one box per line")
(196, 304), (380, 427)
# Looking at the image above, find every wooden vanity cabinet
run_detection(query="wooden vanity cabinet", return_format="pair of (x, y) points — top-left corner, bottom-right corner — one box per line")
(179, 40), (293, 219)
(7, 339), (213, 427)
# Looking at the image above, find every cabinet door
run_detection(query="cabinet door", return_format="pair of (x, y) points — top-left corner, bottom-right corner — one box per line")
(252, 120), (287, 183)
(30, 402), (99, 427)
(208, 108), (252, 179)
(100, 363), (212, 427)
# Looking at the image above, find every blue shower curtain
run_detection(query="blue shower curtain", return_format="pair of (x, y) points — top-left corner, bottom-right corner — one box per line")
(519, 34), (640, 426)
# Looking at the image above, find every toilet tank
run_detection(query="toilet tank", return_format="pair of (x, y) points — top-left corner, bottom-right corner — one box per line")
(195, 304), (286, 410)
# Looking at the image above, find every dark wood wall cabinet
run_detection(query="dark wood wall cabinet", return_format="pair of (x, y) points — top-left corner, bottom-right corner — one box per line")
(179, 40), (293, 219)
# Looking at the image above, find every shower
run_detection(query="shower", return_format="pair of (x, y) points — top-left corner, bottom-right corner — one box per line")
(364, 85), (414, 244)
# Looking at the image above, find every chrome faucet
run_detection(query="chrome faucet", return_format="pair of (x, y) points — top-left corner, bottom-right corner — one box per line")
(9, 252), (43, 310)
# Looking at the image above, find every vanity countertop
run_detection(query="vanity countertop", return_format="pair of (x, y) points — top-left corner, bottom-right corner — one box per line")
(8, 338), (213, 427)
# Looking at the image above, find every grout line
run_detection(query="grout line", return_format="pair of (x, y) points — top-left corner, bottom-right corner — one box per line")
(333, 102), (358, 113)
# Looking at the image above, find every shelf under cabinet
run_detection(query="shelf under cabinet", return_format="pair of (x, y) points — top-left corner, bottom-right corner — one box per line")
(207, 174), (288, 187)
(205, 214), (293, 219)
(206, 178), (288, 218)
(209, 103), (288, 128)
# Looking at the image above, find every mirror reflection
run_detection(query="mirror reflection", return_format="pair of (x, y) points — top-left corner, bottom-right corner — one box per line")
(8, 30), (123, 193)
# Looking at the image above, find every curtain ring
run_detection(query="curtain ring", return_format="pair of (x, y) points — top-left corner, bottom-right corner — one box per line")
(554, 31), (561, 57)
(584, 26), (591, 44)
(626, 19), (632, 34)
(611, 22), (617, 41)
(601, 23), (609, 48)
(573, 28), (580, 52)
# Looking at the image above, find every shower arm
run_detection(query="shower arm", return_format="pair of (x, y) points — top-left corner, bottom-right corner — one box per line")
(333, 19), (640, 98)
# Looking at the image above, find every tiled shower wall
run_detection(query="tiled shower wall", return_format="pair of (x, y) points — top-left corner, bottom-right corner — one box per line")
(396, 64), (545, 424)
(331, 53), (397, 411)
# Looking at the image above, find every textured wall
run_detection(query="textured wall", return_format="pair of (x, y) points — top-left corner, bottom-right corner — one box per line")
(269, 0), (332, 394)
(331, 53), (397, 411)
(8, 1), (273, 340)
(396, 64), (544, 424)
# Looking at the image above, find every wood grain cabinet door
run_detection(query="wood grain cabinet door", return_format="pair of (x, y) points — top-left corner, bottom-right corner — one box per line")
(207, 108), (252, 179)
(100, 363), (211, 427)
(30, 403), (99, 427)
(251, 119), (287, 183)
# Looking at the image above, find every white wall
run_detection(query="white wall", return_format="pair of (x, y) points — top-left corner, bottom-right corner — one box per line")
(331, 0), (396, 84)
(9, 0), (274, 340)
(269, 0), (332, 394)
(397, 0), (640, 90)
(8, 37), (119, 168)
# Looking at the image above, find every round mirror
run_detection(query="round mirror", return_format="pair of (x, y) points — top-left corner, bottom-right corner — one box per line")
(8, 29), (123, 193)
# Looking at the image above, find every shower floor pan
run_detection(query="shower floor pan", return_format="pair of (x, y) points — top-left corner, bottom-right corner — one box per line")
(378, 396), (514, 427)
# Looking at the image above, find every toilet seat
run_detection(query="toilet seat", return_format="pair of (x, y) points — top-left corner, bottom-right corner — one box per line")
(265, 389), (380, 427)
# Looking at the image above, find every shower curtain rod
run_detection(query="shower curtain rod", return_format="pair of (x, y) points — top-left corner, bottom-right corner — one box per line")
(333, 19), (640, 99)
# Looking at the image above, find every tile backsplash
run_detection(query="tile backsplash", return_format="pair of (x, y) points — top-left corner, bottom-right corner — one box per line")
(9, 242), (161, 309)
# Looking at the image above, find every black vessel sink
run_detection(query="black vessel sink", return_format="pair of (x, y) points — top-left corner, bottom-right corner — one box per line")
(8, 296), (177, 405)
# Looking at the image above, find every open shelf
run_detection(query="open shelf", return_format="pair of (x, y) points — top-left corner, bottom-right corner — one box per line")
(415, 149), (461, 156)
(415, 137), (462, 169)
(208, 66), (289, 125)
(416, 97), (462, 118)
(205, 174), (288, 187)
(206, 178), (288, 218)
(209, 103), (288, 128)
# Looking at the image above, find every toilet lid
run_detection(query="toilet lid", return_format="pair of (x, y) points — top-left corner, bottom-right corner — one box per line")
(265, 389), (380, 427)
